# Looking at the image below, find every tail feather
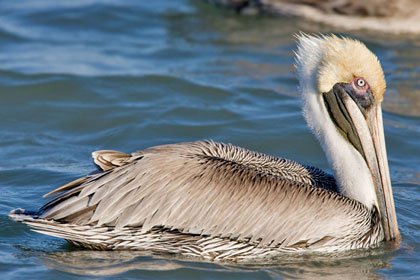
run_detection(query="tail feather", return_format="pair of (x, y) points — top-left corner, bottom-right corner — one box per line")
(9, 209), (111, 249)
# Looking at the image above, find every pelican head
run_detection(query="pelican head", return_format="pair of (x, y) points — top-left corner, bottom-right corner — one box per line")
(295, 34), (400, 242)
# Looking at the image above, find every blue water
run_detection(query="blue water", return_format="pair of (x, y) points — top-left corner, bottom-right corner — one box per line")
(1, 1), (419, 279)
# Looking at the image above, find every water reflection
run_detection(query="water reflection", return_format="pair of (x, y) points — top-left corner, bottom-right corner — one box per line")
(42, 250), (184, 276)
(41, 244), (398, 278)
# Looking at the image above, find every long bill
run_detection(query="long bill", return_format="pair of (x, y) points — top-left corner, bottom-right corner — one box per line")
(360, 104), (400, 241)
(323, 85), (400, 241)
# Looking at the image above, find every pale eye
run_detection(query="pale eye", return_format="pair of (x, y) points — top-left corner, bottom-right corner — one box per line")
(357, 78), (366, 87)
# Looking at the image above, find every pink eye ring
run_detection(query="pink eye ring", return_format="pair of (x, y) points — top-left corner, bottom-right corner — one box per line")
(356, 78), (366, 88)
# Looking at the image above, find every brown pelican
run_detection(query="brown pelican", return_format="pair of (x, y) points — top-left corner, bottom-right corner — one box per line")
(9, 34), (400, 261)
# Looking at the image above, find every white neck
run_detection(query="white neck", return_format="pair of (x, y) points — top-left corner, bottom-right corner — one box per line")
(295, 36), (377, 209)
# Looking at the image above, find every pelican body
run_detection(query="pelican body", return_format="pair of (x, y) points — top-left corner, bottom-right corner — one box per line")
(10, 34), (400, 261)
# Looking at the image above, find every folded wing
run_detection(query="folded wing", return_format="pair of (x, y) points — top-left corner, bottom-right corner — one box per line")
(36, 141), (370, 248)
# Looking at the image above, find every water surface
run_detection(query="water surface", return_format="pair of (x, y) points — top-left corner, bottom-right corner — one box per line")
(1, 1), (419, 279)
